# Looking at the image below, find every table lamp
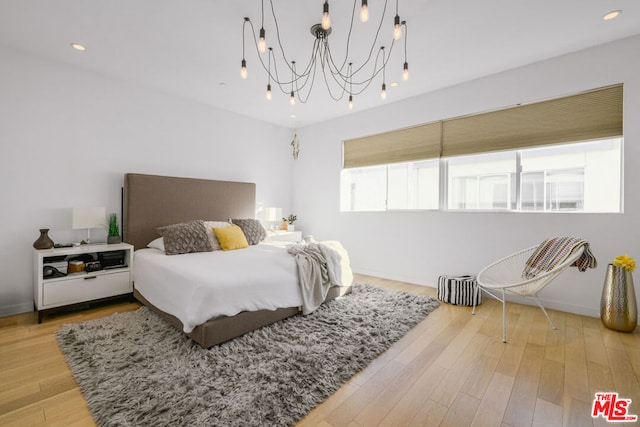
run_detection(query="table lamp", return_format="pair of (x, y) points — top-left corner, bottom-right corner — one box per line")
(72, 207), (106, 244)
(265, 207), (282, 231)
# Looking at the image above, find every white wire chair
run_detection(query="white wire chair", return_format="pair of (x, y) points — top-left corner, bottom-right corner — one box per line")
(474, 245), (585, 343)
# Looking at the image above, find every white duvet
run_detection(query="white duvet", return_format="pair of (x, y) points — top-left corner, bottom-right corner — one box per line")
(134, 242), (313, 333)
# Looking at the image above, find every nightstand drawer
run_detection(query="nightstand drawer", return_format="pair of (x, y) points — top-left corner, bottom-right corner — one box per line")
(43, 271), (131, 307)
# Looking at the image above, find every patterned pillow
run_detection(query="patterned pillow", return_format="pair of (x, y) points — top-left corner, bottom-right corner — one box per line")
(157, 220), (213, 255)
(231, 218), (267, 245)
(203, 221), (231, 251)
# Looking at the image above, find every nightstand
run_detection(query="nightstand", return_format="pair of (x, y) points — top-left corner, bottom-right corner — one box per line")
(266, 230), (303, 243)
(33, 242), (134, 322)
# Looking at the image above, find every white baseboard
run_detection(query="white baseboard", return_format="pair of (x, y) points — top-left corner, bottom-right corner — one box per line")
(353, 268), (436, 288)
(353, 268), (607, 319)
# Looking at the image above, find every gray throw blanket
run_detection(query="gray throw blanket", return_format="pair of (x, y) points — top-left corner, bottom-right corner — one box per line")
(288, 241), (349, 315)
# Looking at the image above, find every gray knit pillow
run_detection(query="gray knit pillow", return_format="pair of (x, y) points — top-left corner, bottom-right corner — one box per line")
(231, 219), (267, 245)
(157, 220), (213, 255)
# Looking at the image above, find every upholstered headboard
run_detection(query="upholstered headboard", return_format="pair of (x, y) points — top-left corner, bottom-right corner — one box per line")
(123, 173), (256, 250)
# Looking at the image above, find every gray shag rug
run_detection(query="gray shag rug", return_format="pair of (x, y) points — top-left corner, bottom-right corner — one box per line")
(56, 283), (439, 427)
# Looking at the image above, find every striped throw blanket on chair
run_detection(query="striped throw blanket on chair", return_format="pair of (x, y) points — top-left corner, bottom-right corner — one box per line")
(522, 237), (597, 279)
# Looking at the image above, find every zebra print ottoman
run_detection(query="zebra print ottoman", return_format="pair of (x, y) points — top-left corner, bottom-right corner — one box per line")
(437, 275), (481, 306)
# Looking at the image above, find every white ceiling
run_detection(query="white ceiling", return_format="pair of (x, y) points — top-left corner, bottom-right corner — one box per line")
(1, 1), (639, 129)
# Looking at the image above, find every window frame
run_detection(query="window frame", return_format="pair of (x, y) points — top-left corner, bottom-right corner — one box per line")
(340, 138), (622, 214)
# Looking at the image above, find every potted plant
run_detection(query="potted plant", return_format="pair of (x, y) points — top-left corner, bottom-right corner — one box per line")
(107, 213), (121, 244)
(287, 214), (297, 231)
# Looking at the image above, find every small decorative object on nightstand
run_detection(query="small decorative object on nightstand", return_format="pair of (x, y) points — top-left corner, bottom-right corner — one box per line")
(33, 228), (54, 249)
(286, 214), (297, 231)
(107, 212), (121, 244)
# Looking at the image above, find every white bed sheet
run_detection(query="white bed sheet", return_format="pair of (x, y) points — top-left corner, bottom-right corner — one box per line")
(133, 242), (303, 333)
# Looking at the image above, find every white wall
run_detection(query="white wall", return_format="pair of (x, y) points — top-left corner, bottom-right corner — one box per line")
(0, 45), (294, 316)
(293, 35), (640, 319)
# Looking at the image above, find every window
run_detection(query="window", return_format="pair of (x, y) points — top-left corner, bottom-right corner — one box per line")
(341, 138), (622, 213)
(519, 139), (621, 212)
(341, 160), (439, 211)
(447, 151), (516, 210)
(388, 160), (439, 210)
(340, 165), (386, 211)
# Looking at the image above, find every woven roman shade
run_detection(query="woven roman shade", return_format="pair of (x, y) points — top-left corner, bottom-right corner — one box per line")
(342, 84), (622, 168)
(441, 84), (623, 157)
(343, 121), (441, 168)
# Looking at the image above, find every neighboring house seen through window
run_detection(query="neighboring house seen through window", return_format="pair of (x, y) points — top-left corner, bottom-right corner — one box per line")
(341, 138), (622, 213)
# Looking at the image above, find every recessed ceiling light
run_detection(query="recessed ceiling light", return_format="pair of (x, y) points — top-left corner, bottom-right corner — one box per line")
(390, 82), (399, 87)
(603, 10), (622, 21)
(290, 114), (297, 119)
(70, 43), (86, 51)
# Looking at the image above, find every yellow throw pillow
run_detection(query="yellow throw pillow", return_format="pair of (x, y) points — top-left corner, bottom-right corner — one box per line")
(212, 224), (249, 251)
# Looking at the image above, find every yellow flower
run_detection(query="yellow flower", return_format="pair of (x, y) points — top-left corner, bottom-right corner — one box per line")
(613, 254), (636, 272)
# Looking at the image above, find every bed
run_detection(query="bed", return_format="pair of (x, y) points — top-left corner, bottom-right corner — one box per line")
(123, 173), (352, 348)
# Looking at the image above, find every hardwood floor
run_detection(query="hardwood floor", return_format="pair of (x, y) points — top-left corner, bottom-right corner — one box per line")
(1, 274), (638, 426)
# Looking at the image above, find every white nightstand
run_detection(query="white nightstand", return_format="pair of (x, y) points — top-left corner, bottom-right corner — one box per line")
(266, 231), (303, 243)
(33, 242), (134, 322)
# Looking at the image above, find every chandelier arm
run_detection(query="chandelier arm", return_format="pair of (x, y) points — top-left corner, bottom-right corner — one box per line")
(323, 0), (389, 82)
(242, 18), (247, 58)
(268, 0), (300, 76)
(269, 53), (295, 94)
(268, 49), (316, 96)
(350, 0), (389, 77)
(319, 46), (349, 101)
(403, 21), (408, 61)
(246, 18), (293, 87)
(332, 0), (359, 74)
(248, 19), (312, 89)
(295, 53), (313, 92)
(291, 38), (322, 88)
(295, 55), (320, 103)
(349, 47), (385, 95)
(324, 36), (393, 88)
(263, 8), (320, 87)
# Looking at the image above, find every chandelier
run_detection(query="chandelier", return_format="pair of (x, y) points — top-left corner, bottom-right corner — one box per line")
(240, 0), (409, 109)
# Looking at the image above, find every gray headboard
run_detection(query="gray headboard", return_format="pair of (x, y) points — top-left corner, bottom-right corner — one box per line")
(123, 173), (256, 250)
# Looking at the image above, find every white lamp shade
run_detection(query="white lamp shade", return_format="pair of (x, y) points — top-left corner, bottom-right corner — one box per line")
(72, 207), (106, 229)
(265, 207), (282, 221)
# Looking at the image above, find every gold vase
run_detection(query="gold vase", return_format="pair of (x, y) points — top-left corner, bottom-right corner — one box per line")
(600, 264), (637, 332)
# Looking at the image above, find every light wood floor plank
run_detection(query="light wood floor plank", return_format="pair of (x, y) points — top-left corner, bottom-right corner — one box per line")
(441, 392), (481, 427)
(1, 273), (639, 427)
(470, 371), (515, 427)
(408, 399), (448, 427)
(378, 361), (448, 426)
(537, 358), (565, 403)
(502, 343), (544, 427)
(532, 397), (563, 427)
(563, 395), (594, 427)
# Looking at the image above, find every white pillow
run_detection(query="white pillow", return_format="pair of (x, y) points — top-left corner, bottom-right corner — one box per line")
(203, 221), (231, 250)
(147, 237), (165, 251)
